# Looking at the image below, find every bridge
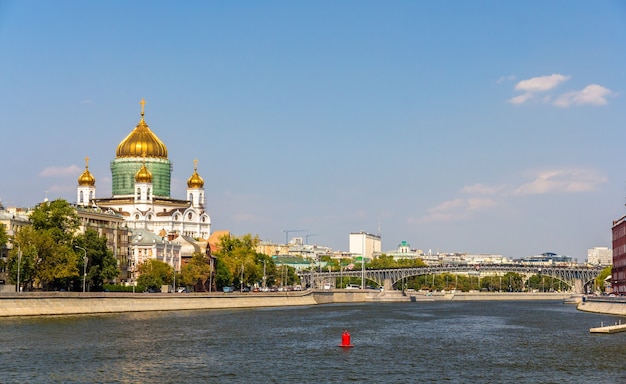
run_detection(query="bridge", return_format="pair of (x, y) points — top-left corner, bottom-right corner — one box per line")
(298, 264), (604, 294)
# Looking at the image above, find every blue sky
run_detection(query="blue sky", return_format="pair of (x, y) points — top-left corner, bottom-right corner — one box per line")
(1, 1), (625, 260)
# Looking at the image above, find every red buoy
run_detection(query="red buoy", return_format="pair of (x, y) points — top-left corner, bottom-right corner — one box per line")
(339, 330), (354, 348)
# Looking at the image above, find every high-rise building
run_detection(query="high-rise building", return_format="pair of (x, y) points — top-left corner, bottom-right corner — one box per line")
(587, 246), (612, 266)
(611, 215), (626, 293)
(349, 231), (381, 261)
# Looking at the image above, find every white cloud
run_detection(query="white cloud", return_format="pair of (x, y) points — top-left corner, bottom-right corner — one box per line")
(508, 74), (613, 107)
(414, 167), (606, 224)
(514, 168), (607, 195)
(415, 197), (497, 223)
(39, 165), (81, 177)
(497, 75), (516, 84)
(553, 84), (615, 107)
(508, 93), (533, 105)
(460, 183), (502, 195)
(515, 74), (570, 93)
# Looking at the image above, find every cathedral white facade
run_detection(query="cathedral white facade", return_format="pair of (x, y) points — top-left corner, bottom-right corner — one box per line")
(76, 99), (212, 241)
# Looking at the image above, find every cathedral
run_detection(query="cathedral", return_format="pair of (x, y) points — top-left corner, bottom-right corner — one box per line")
(76, 99), (211, 241)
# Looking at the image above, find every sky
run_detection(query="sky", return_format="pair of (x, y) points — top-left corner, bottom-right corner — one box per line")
(1, 1), (625, 261)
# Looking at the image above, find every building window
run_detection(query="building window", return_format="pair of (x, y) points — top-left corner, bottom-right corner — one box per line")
(188, 212), (193, 220)
(79, 191), (84, 203)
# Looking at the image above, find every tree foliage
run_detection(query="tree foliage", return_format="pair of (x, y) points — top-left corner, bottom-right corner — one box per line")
(213, 234), (262, 289)
(6, 200), (123, 291)
(180, 252), (212, 289)
(74, 229), (119, 291)
(29, 199), (79, 244)
(137, 259), (173, 291)
(368, 254), (427, 269)
(594, 266), (611, 293)
(7, 226), (79, 291)
(0, 224), (7, 248)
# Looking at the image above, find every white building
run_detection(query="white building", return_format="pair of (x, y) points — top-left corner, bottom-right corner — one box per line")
(382, 240), (422, 261)
(349, 231), (381, 261)
(587, 247), (612, 266)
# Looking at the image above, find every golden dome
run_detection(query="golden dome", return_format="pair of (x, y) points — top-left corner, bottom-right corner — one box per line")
(78, 157), (96, 186)
(115, 99), (168, 159)
(135, 160), (153, 183)
(187, 159), (204, 188)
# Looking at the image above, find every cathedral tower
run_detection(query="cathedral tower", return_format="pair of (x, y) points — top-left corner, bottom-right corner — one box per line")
(110, 99), (173, 197)
(77, 157), (96, 206)
(186, 159), (205, 208)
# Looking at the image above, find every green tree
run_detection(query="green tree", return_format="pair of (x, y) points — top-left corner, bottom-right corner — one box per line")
(214, 233), (260, 289)
(214, 257), (232, 290)
(180, 252), (212, 290)
(0, 224), (7, 247)
(137, 259), (173, 291)
(595, 266), (611, 293)
(0, 224), (7, 274)
(74, 229), (119, 291)
(8, 226), (79, 291)
(29, 199), (79, 244)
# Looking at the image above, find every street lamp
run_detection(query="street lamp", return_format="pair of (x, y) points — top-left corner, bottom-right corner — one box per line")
(75, 246), (87, 293)
(7, 231), (21, 293)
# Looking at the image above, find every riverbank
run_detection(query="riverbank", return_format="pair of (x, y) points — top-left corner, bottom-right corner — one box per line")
(0, 290), (574, 317)
(577, 296), (626, 316)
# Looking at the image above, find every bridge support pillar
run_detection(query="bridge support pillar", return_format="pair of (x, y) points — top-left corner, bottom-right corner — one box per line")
(383, 279), (393, 291)
(573, 279), (584, 294)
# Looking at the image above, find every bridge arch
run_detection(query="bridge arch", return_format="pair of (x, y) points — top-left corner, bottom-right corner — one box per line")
(300, 265), (603, 294)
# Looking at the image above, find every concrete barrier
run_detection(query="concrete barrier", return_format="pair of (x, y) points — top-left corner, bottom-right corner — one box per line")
(0, 290), (575, 317)
(578, 299), (626, 316)
(0, 292), (318, 317)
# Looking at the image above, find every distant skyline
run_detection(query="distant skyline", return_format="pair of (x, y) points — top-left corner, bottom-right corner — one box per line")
(1, 1), (625, 260)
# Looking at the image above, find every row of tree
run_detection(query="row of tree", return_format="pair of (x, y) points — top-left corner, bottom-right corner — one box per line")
(0, 199), (302, 293)
(1, 198), (612, 293)
(2, 199), (118, 291)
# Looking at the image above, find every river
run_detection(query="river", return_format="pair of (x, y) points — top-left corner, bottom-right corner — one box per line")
(0, 300), (624, 383)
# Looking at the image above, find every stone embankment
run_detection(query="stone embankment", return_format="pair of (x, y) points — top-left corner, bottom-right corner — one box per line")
(577, 296), (626, 316)
(0, 290), (572, 317)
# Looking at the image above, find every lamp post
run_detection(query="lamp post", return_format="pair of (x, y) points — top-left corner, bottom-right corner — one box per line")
(8, 231), (22, 293)
(16, 244), (21, 293)
(75, 246), (87, 293)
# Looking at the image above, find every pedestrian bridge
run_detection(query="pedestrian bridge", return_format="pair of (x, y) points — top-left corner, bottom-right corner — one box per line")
(299, 264), (604, 294)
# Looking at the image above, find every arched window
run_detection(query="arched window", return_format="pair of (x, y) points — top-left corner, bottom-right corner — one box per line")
(189, 193), (193, 201)
(79, 191), (84, 203)
(89, 191), (93, 200)
(188, 212), (193, 220)
(136, 188), (141, 199)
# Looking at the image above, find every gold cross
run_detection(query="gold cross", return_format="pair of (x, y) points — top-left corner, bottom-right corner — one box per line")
(139, 98), (146, 116)
(194, 159), (198, 171)
(85, 156), (90, 168)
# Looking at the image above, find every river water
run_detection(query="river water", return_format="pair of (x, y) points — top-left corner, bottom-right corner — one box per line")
(0, 300), (625, 383)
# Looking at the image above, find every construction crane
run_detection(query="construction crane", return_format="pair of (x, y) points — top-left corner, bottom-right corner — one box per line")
(305, 234), (317, 245)
(282, 229), (307, 245)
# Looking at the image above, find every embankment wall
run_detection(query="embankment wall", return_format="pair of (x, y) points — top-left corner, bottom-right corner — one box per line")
(0, 292), (318, 317)
(577, 299), (626, 316)
(0, 291), (573, 317)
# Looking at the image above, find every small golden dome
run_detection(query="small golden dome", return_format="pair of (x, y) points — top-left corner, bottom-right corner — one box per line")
(78, 157), (96, 186)
(187, 159), (204, 188)
(135, 162), (153, 183)
(115, 99), (168, 159)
